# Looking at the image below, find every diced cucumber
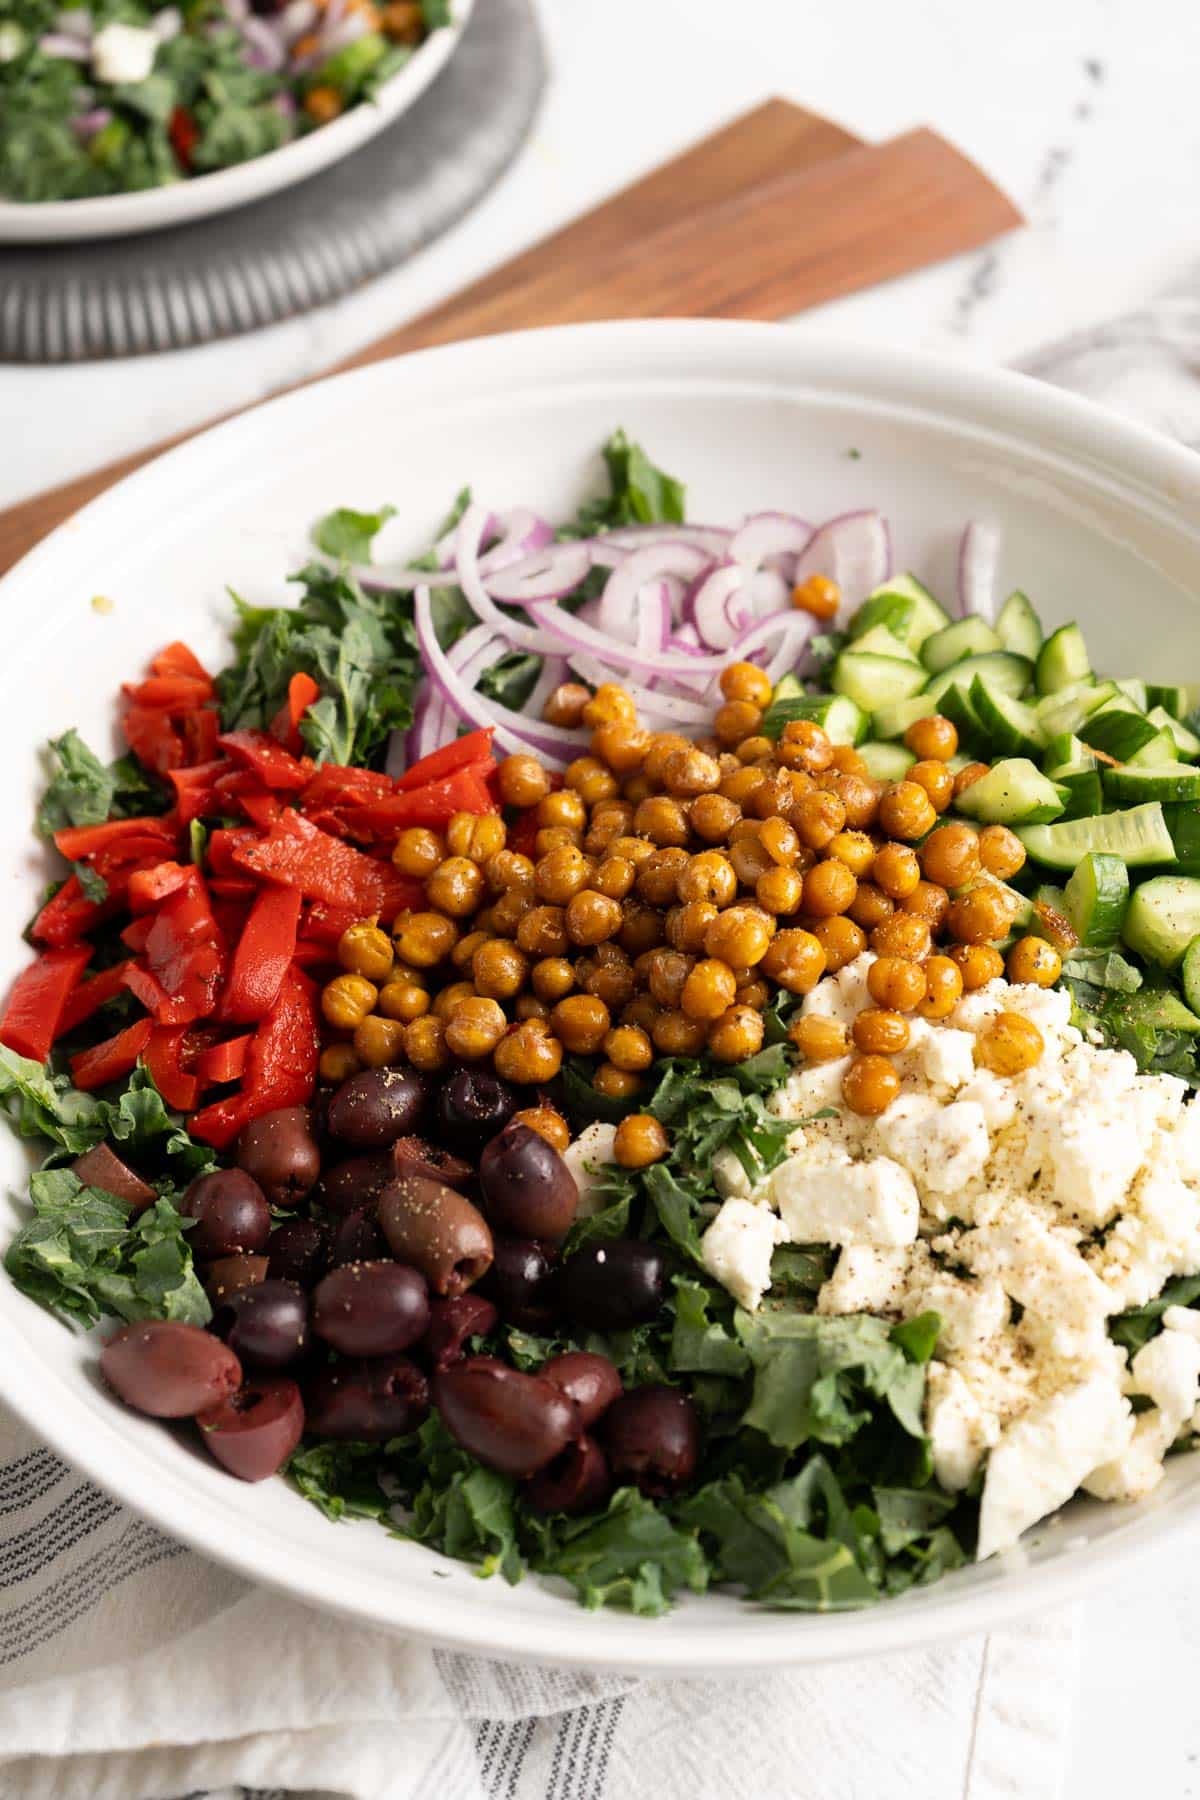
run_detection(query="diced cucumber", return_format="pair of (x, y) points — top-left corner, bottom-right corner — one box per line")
(846, 593), (916, 643)
(1181, 937), (1200, 1015)
(1115, 678), (1150, 712)
(761, 691), (866, 745)
(832, 652), (927, 713)
(921, 616), (1003, 673)
(1165, 804), (1200, 873)
(860, 574), (951, 651)
(938, 684), (984, 750)
(1049, 767), (1105, 821)
(1122, 876), (1200, 968)
(1148, 707), (1200, 760)
(953, 757), (1066, 826)
(1035, 679), (1118, 740)
(1148, 684), (1192, 720)
(995, 590), (1043, 660)
(1078, 707), (1160, 763)
(857, 741), (917, 782)
(771, 673), (805, 705)
(872, 693), (937, 741)
(1127, 727), (1182, 769)
(1035, 623), (1091, 695)
(851, 624), (922, 664)
(968, 678), (1044, 756)
(1018, 802), (1176, 872)
(1042, 733), (1096, 775)
(1063, 852), (1129, 947)
(923, 651), (1032, 706)
(1102, 763), (1200, 805)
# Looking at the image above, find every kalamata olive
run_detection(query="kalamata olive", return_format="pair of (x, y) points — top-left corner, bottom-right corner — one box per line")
(524, 1434), (611, 1516)
(204, 1253), (269, 1303)
(478, 1124), (578, 1245)
(433, 1357), (579, 1477)
(316, 1152), (394, 1219)
(305, 1356), (429, 1440)
(329, 1209), (388, 1267)
(424, 1293), (499, 1370)
(267, 1217), (330, 1289)
(311, 1261), (430, 1357)
(100, 1320), (242, 1418)
(196, 1377), (304, 1481)
(181, 1168), (270, 1260)
(377, 1175), (493, 1297)
(327, 1067), (425, 1150)
(603, 1385), (699, 1496)
(436, 1068), (517, 1153)
(559, 1240), (668, 1331)
(478, 1237), (558, 1330)
(213, 1279), (308, 1371)
(234, 1106), (321, 1208)
(72, 1142), (156, 1210)
(539, 1351), (622, 1429)
(391, 1135), (475, 1195)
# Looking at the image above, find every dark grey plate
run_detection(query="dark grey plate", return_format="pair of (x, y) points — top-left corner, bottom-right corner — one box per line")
(0, 0), (545, 363)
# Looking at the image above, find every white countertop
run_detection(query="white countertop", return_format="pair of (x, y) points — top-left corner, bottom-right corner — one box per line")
(8, 1), (1200, 1789)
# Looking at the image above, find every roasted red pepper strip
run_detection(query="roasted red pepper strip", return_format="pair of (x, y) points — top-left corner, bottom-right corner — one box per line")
(217, 730), (312, 792)
(231, 809), (412, 918)
(32, 874), (114, 948)
(181, 709), (220, 765)
(125, 674), (214, 709)
(300, 764), (392, 810)
(121, 918), (154, 955)
(239, 791), (283, 831)
(269, 672), (321, 754)
(207, 827), (262, 876)
(128, 861), (196, 913)
(53, 816), (175, 861)
(193, 1034), (251, 1087)
(0, 947), (93, 1062)
(348, 765), (496, 835)
(70, 1018), (153, 1091)
(395, 728), (494, 792)
(57, 959), (134, 1037)
(143, 1025), (199, 1111)
(152, 641), (211, 683)
(142, 868), (224, 1022)
(299, 898), (364, 947)
(167, 759), (232, 824)
(124, 706), (186, 775)
(221, 884), (301, 1025)
(189, 966), (319, 1148)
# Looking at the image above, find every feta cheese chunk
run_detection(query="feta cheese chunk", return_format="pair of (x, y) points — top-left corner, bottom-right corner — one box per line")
(771, 1148), (919, 1249)
(562, 1121), (617, 1220)
(926, 1362), (1000, 1491)
(700, 1198), (784, 1312)
(876, 1094), (990, 1196)
(92, 21), (158, 83)
(818, 1244), (926, 1317)
(977, 1376), (1132, 1559)
(919, 1027), (977, 1093)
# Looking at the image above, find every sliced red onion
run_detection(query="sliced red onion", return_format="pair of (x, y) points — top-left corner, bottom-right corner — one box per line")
(241, 14), (285, 68)
(792, 511), (890, 616)
(958, 521), (1002, 623)
(414, 588), (575, 764)
(692, 563), (754, 650)
(273, 89), (297, 120)
(595, 542), (712, 648)
(71, 106), (111, 138)
(447, 623), (503, 687)
(636, 581), (672, 653)
(528, 595), (729, 679)
(485, 542), (591, 605)
(318, 11), (368, 54)
(526, 656), (569, 718)
(40, 32), (90, 58)
(599, 524), (732, 556)
(151, 7), (182, 40)
(729, 512), (813, 571)
(277, 0), (318, 45)
(478, 508), (555, 577)
(454, 506), (564, 654)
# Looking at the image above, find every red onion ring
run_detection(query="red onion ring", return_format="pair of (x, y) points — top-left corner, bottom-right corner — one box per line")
(958, 521), (1001, 623)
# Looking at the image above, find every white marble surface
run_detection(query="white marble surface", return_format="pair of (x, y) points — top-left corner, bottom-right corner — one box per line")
(6, 1), (1200, 1791)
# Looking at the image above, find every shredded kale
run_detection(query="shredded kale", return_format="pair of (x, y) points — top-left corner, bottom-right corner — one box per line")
(37, 730), (168, 837)
(565, 429), (686, 537)
(312, 505), (397, 565)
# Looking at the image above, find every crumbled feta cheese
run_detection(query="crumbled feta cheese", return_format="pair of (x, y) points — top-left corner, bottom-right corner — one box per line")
(818, 1244), (925, 1317)
(1173, 1096), (1200, 1183)
(876, 1094), (990, 1195)
(699, 1198), (784, 1312)
(562, 1121), (617, 1220)
(771, 1148), (919, 1249)
(955, 1068), (1017, 1132)
(919, 1027), (977, 1093)
(92, 21), (158, 83)
(1163, 1305), (1200, 1340)
(712, 1145), (753, 1200)
(769, 1056), (852, 1123)
(927, 1362), (1001, 1490)
(1130, 1327), (1200, 1433)
(977, 1376), (1133, 1559)
(907, 1269), (1008, 1356)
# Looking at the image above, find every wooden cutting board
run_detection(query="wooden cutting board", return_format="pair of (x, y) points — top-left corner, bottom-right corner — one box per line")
(0, 100), (1021, 576)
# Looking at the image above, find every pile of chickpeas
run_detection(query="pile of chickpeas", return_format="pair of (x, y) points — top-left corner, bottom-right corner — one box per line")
(318, 661), (1068, 1162)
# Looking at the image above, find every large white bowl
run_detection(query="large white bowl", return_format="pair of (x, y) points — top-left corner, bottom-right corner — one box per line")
(2, 321), (1199, 1671)
(0, 0), (471, 245)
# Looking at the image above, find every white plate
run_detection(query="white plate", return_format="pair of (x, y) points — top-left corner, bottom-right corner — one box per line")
(0, 0), (472, 245)
(2, 321), (1199, 1672)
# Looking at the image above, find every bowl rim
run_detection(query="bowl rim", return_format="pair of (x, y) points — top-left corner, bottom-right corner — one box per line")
(0, 0), (472, 246)
(2, 318), (1199, 1670)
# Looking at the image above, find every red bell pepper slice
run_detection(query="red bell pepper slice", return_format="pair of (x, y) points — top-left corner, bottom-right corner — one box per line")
(231, 809), (412, 919)
(300, 764), (392, 810)
(181, 709), (220, 766)
(395, 728), (494, 792)
(348, 765), (496, 836)
(70, 1018), (153, 1091)
(299, 898), (363, 947)
(122, 963), (185, 1023)
(221, 884), (301, 1025)
(143, 1025), (199, 1112)
(217, 730), (312, 793)
(207, 827), (261, 876)
(239, 791), (283, 831)
(189, 966), (319, 1148)
(167, 759), (232, 824)
(121, 918), (154, 955)
(128, 861), (196, 913)
(143, 868), (224, 1022)
(53, 816), (175, 862)
(57, 959), (134, 1037)
(124, 706), (185, 775)
(32, 874), (114, 948)
(0, 947), (93, 1063)
(152, 641), (211, 683)
(270, 672), (322, 754)
(125, 674), (215, 710)
(193, 1033), (251, 1087)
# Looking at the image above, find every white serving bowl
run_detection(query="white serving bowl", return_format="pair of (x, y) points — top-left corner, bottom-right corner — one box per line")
(2, 321), (1199, 1671)
(0, 0), (471, 245)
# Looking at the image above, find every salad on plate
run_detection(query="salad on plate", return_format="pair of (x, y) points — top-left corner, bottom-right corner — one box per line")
(0, 0), (448, 202)
(5, 431), (1200, 1617)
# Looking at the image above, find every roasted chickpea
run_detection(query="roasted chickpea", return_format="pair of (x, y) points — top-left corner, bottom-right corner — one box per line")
(921, 822), (981, 890)
(392, 827), (443, 879)
(830, 771), (881, 831)
(619, 900), (666, 957)
(652, 1009), (709, 1057)
(728, 830), (774, 887)
(917, 954), (964, 1019)
(337, 921), (393, 983)
(534, 825), (582, 858)
(976, 1011), (1044, 1076)
(577, 944), (635, 1010)
(471, 939), (528, 1000)
(756, 865), (805, 914)
(679, 958), (737, 1021)
(777, 718), (834, 774)
(735, 976), (771, 1011)
(948, 942), (1005, 990)
(636, 949), (685, 1010)
(446, 811), (506, 862)
(878, 780), (937, 841)
(761, 927), (826, 993)
(736, 735), (774, 766)
(404, 1014), (448, 1072)
(1007, 935), (1063, 987)
(484, 849), (535, 894)
(690, 792), (741, 843)
(582, 682), (636, 728)
(515, 994), (550, 1021)
(426, 857), (485, 918)
(720, 662), (772, 708)
(829, 745), (869, 778)
(792, 572), (840, 619)
(753, 816), (794, 864)
(871, 912), (932, 962)
(908, 759), (955, 813)
(954, 761), (990, 797)
(641, 733), (691, 786)
(852, 1009), (910, 1055)
(565, 756), (619, 807)
(978, 825), (1027, 881)
(872, 842), (921, 900)
(451, 928), (491, 972)
(593, 1062), (642, 1100)
(512, 1106), (571, 1153)
(592, 855), (636, 902)
(902, 879), (950, 932)
(537, 788), (587, 832)
(432, 980), (476, 1021)
(489, 888), (535, 937)
(551, 994), (611, 1054)
(444, 997), (507, 1060)
(378, 978), (430, 1023)
(904, 713), (958, 762)
(707, 1004), (765, 1063)
(621, 774), (653, 807)
(826, 831), (875, 877)
(562, 890), (620, 948)
(714, 700), (763, 747)
(319, 1042), (362, 1084)
(620, 992), (660, 1033)
(667, 899), (719, 954)
(497, 753), (551, 808)
(543, 682), (590, 728)
(492, 1020), (564, 1085)
(663, 746), (721, 797)
(945, 885), (1013, 946)
(848, 882), (895, 930)
(636, 847), (690, 908)
(704, 904), (772, 967)
(321, 973), (377, 1030)
(793, 790), (846, 851)
(867, 956), (926, 1012)
(789, 1015), (849, 1062)
(591, 721), (651, 774)
(534, 844), (590, 905)
(631, 795), (688, 849)
(802, 860), (857, 918)
(720, 765), (768, 807)
(842, 1053), (900, 1116)
(608, 835), (656, 867)
(516, 905), (569, 958)
(525, 957), (570, 1004)
(614, 1114), (670, 1169)
(813, 915), (868, 972)
(676, 850), (736, 907)
(585, 799), (635, 850)
(603, 1024), (654, 1072)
